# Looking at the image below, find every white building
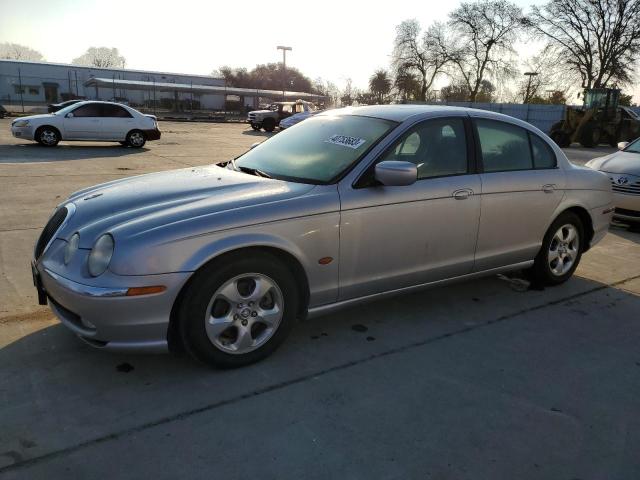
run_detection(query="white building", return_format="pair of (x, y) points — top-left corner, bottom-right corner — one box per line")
(0, 59), (324, 114)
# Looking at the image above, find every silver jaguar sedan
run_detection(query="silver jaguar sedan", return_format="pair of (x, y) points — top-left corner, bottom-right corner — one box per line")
(32, 105), (613, 367)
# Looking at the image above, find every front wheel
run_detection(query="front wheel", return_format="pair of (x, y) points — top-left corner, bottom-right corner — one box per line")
(126, 130), (146, 148)
(528, 211), (584, 286)
(250, 123), (261, 131)
(178, 252), (299, 368)
(36, 126), (60, 146)
(262, 118), (276, 132)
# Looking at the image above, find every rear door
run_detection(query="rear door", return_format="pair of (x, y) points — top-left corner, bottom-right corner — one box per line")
(100, 104), (134, 140)
(63, 103), (103, 140)
(472, 116), (565, 271)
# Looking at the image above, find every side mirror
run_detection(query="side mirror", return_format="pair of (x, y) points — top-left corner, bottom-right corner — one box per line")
(617, 141), (628, 150)
(65, 112), (74, 118)
(374, 161), (417, 187)
(250, 142), (261, 150)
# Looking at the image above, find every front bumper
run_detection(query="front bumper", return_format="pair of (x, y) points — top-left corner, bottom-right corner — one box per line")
(34, 248), (190, 353)
(612, 192), (640, 224)
(11, 125), (34, 140)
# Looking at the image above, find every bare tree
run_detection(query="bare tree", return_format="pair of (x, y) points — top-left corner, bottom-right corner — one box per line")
(0, 43), (44, 61)
(392, 20), (452, 101)
(525, 0), (640, 89)
(448, 0), (522, 102)
(517, 48), (571, 103)
(72, 47), (126, 68)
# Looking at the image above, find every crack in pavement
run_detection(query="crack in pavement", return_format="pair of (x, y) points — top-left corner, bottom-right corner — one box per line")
(2, 272), (639, 474)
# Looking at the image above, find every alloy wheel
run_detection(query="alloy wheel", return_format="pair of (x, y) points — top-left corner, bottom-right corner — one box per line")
(204, 273), (283, 354)
(548, 224), (579, 276)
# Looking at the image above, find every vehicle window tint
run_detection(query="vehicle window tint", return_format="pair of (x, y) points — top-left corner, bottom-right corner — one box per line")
(103, 104), (132, 118)
(476, 119), (533, 172)
(380, 118), (468, 179)
(529, 133), (556, 169)
(72, 103), (102, 117)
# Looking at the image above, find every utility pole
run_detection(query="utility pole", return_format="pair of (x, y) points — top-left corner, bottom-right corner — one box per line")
(18, 68), (24, 113)
(523, 71), (539, 104)
(277, 45), (292, 101)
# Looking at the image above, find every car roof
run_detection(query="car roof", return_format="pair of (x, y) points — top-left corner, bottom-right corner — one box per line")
(322, 104), (479, 122)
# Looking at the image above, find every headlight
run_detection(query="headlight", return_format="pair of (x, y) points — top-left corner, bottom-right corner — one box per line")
(13, 119), (29, 127)
(87, 234), (114, 277)
(64, 233), (80, 265)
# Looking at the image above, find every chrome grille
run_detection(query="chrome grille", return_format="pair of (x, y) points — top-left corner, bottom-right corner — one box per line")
(609, 175), (640, 195)
(34, 206), (68, 259)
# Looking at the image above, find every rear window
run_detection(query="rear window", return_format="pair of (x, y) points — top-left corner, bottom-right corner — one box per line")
(529, 133), (557, 169)
(476, 119), (533, 172)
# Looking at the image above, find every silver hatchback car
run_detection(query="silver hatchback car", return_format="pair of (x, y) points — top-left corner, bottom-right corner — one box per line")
(32, 105), (613, 367)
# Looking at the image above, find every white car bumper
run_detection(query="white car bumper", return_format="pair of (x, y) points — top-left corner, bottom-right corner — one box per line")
(11, 125), (34, 140)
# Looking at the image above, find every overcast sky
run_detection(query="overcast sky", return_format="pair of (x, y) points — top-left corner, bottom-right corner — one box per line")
(1, 0), (578, 96)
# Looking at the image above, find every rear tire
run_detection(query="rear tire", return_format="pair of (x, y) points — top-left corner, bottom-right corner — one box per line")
(527, 211), (584, 286)
(35, 126), (60, 147)
(262, 118), (276, 132)
(550, 130), (570, 148)
(178, 252), (299, 368)
(126, 130), (146, 148)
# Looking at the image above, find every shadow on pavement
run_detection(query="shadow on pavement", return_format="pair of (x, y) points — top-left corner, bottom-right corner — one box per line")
(0, 143), (148, 164)
(1, 272), (639, 477)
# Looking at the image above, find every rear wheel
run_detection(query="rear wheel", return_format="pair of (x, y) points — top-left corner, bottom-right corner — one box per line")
(178, 252), (299, 368)
(550, 130), (570, 148)
(36, 126), (60, 146)
(528, 211), (584, 286)
(262, 118), (276, 132)
(126, 130), (146, 148)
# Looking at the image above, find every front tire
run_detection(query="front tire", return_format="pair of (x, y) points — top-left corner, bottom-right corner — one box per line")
(36, 126), (60, 146)
(528, 211), (584, 286)
(178, 252), (299, 368)
(250, 123), (261, 131)
(126, 130), (146, 148)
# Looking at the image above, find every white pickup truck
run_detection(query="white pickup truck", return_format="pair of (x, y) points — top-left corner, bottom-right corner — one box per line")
(247, 100), (315, 132)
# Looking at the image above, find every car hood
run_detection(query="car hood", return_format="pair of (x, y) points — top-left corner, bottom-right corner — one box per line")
(587, 151), (640, 176)
(250, 110), (273, 115)
(63, 165), (315, 248)
(14, 113), (57, 123)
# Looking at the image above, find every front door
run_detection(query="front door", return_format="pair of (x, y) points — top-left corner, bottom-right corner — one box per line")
(471, 116), (565, 271)
(338, 116), (481, 300)
(63, 103), (103, 140)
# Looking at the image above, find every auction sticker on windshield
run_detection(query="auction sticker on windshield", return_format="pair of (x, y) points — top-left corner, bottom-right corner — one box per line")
(325, 134), (366, 149)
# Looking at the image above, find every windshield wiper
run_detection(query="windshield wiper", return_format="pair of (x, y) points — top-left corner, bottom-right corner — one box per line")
(238, 166), (272, 178)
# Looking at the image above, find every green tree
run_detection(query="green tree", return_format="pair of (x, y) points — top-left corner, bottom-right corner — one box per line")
(369, 70), (392, 104)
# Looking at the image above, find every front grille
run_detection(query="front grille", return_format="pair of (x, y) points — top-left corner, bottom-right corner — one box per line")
(34, 206), (68, 259)
(615, 207), (640, 218)
(610, 176), (640, 195)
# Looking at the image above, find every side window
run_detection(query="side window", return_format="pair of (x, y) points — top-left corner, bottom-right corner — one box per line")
(379, 118), (468, 179)
(281, 104), (293, 113)
(72, 103), (102, 117)
(103, 104), (133, 118)
(476, 119), (533, 172)
(529, 133), (557, 169)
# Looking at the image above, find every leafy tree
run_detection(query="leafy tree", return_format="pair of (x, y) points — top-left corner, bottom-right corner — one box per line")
(525, 0), (640, 89)
(0, 43), (44, 61)
(619, 93), (636, 107)
(392, 20), (452, 101)
(217, 63), (313, 93)
(448, 0), (522, 101)
(442, 79), (495, 102)
(369, 70), (392, 104)
(394, 69), (421, 101)
(72, 47), (126, 68)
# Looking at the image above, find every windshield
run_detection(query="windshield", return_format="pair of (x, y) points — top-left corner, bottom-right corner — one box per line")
(235, 115), (397, 184)
(623, 138), (640, 154)
(54, 102), (84, 115)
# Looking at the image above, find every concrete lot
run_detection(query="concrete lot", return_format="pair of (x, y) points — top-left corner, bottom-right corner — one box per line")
(0, 119), (639, 479)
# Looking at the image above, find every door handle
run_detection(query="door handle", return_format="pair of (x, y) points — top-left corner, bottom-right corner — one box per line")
(452, 189), (473, 200)
(542, 184), (556, 193)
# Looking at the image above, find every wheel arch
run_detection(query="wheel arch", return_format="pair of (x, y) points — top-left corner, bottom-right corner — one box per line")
(167, 245), (311, 352)
(548, 204), (595, 252)
(34, 124), (62, 141)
